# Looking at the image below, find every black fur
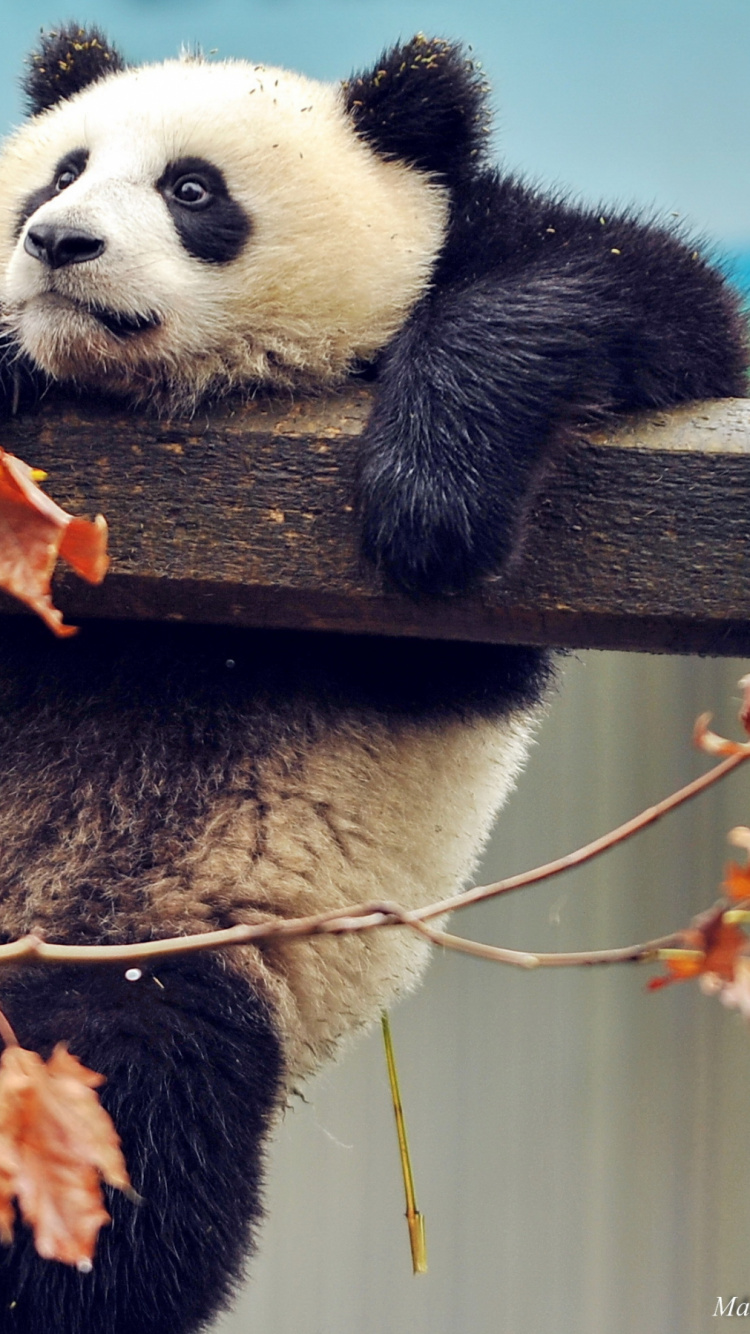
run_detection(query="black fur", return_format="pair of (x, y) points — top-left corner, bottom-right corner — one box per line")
(23, 26), (125, 115)
(0, 341), (46, 416)
(16, 150), (90, 239)
(157, 157), (251, 265)
(356, 172), (748, 593)
(0, 955), (283, 1334)
(0, 618), (549, 741)
(343, 35), (490, 186)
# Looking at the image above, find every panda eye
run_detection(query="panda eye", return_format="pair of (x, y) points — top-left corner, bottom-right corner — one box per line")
(171, 176), (212, 209)
(157, 156), (249, 264)
(55, 164), (81, 192)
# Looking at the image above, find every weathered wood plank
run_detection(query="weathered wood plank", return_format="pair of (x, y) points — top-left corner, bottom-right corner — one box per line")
(0, 388), (749, 654)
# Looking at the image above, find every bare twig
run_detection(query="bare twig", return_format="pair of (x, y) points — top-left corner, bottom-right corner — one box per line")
(407, 918), (683, 968)
(0, 743), (744, 974)
(411, 747), (750, 923)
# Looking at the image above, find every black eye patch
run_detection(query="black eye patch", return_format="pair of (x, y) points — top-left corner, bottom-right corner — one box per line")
(15, 148), (89, 236)
(157, 156), (250, 264)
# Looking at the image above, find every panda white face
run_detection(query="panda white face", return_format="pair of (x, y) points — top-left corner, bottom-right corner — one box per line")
(0, 58), (448, 407)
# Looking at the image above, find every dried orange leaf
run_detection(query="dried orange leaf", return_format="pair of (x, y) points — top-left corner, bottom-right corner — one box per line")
(647, 950), (705, 990)
(693, 712), (750, 757)
(0, 447), (109, 637)
(0, 1042), (131, 1268)
(649, 907), (747, 991)
(698, 917), (746, 981)
(724, 860), (750, 902)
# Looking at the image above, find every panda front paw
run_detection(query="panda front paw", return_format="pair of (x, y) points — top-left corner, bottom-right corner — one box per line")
(359, 468), (514, 596)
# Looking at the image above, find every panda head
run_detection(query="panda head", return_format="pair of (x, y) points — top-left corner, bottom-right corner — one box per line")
(0, 26), (488, 409)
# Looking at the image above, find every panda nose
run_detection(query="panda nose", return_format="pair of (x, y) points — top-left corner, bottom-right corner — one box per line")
(24, 224), (105, 269)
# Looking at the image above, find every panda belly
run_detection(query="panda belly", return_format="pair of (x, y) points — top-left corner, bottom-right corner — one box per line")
(0, 620), (541, 1083)
(0, 620), (547, 1334)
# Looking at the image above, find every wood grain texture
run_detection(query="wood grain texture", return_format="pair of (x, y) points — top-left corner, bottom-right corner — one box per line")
(1, 388), (748, 654)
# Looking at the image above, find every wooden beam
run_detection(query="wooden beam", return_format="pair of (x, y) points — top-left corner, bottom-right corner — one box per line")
(1, 388), (749, 654)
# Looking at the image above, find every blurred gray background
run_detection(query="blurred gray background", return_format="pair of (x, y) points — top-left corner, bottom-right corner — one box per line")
(2, 4), (749, 1331)
(233, 655), (750, 1334)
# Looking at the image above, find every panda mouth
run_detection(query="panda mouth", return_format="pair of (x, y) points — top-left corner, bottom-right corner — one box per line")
(88, 306), (162, 338)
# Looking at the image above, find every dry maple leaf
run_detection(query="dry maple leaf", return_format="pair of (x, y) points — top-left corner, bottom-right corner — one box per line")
(723, 826), (750, 902)
(648, 902), (747, 992)
(0, 1040), (132, 1268)
(0, 447), (108, 637)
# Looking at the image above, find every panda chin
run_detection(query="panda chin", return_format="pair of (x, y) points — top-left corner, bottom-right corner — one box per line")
(14, 292), (163, 382)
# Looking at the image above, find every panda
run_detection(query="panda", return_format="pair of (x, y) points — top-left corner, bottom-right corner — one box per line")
(0, 22), (743, 1334)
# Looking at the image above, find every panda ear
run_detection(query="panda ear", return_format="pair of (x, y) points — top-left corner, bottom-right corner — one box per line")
(343, 36), (490, 184)
(23, 23), (126, 115)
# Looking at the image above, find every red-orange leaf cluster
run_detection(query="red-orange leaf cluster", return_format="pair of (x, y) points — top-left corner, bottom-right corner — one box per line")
(0, 448), (108, 636)
(654, 693), (750, 1003)
(649, 823), (750, 999)
(648, 906), (747, 991)
(0, 1042), (132, 1268)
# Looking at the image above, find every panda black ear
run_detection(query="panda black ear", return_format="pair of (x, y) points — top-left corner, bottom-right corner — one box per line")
(23, 23), (126, 115)
(343, 36), (490, 184)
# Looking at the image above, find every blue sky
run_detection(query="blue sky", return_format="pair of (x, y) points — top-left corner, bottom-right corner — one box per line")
(1, 2), (748, 284)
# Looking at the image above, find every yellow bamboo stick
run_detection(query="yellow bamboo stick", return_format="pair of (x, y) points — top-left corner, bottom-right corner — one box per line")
(381, 1011), (427, 1275)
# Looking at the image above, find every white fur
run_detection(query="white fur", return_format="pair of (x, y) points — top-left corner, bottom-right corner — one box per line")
(0, 57), (448, 407)
(0, 695), (535, 1082)
(217, 709), (535, 1078)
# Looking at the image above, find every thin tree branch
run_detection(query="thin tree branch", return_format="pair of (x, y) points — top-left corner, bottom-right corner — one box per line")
(408, 918), (683, 968)
(411, 746), (750, 923)
(0, 742), (743, 974)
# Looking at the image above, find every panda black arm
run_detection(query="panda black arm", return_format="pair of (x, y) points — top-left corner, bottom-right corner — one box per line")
(358, 179), (749, 594)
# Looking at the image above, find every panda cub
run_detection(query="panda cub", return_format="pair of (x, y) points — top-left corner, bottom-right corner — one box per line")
(0, 23), (744, 1334)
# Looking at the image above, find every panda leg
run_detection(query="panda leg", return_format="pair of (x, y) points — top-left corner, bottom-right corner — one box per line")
(0, 954), (282, 1334)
